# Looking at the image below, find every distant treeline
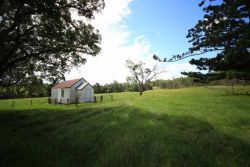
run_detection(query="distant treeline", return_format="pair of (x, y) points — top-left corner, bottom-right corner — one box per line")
(92, 81), (153, 94)
(93, 78), (250, 94)
(1, 77), (249, 98)
(152, 78), (200, 89)
(93, 78), (196, 93)
(152, 78), (250, 89)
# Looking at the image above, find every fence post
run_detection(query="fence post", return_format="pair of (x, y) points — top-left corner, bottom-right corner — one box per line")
(111, 95), (113, 101)
(100, 95), (103, 102)
(67, 98), (69, 106)
(12, 100), (14, 107)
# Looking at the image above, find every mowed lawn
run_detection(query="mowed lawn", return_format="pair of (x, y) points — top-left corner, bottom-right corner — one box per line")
(0, 86), (250, 167)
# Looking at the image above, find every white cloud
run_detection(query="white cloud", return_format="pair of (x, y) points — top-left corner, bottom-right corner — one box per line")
(157, 63), (198, 80)
(66, 0), (153, 84)
(66, 0), (197, 84)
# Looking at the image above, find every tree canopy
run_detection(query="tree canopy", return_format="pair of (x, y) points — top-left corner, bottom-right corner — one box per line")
(0, 0), (104, 86)
(154, 0), (250, 80)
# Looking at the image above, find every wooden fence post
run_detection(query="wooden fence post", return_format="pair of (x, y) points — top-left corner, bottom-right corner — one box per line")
(12, 100), (14, 107)
(100, 95), (103, 102)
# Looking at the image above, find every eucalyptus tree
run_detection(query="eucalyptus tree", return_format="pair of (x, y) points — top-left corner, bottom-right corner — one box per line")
(126, 60), (164, 96)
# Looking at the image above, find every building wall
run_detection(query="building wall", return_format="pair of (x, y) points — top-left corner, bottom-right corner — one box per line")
(86, 84), (94, 102)
(77, 84), (94, 102)
(51, 88), (71, 103)
(69, 78), (85, 103)
(51, 89), (59, 99)
(61, 88), (70, 103)
(51, 88), (60, 104)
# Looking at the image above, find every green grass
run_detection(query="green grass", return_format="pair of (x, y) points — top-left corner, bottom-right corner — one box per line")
(0, 86), (250, 166)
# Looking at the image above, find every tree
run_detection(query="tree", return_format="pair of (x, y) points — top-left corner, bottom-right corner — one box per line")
(0, 0), (104, 86)
(154, 0), (250, 81)
(126, 60), (163, 96)
(0, 76), (50, 98)
(93, 83), (102, 93)
(125, 76), (140, 92)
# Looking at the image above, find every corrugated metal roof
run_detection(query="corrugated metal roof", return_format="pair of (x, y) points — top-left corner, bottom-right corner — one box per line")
(76, 82), (89, 90)
(52, 78), (81, 89)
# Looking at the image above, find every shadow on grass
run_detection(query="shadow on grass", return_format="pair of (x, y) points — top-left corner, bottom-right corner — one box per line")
(0, 106), (249, 167)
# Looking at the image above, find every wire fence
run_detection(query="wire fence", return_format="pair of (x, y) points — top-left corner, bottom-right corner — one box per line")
(204, 86), (250, 96)
(0, 98), (48, 109)
(0, 94), (114, 108)
(49, 95), (114, 106)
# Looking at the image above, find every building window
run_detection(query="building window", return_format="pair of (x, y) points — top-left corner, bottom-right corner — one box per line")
(61, 89), (64, 98)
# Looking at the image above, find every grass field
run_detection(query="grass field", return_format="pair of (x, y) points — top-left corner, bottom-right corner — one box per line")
(0, 86), (250, 166)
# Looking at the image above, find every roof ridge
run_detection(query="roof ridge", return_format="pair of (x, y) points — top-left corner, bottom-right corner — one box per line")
(52, 78), (83, 89)
(61, 78), (81, 82)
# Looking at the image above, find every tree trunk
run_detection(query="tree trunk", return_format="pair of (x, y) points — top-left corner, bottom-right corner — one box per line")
(139, 82), (144, 96)
(139, 91), (143, 96)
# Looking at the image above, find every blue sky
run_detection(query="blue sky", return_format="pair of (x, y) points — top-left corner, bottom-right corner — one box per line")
(127, 0), (203, 61)
(68, 0), (217, 84)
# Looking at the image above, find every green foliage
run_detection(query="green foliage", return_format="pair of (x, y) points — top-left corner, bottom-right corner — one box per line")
(186, 0), (250, 65)
(152, 76), (250, 90)
(93, 80), (152, 94)
(152, 77), (199, 89)
(93, 81), (125, 93)
(182, 71), (250, 85)
(0, 87), (250, 166)
(0, 77), (50, 98)
(0, 0), (104, 86)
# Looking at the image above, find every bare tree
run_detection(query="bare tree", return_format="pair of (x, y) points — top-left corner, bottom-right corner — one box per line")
(126, 60), (165, 96)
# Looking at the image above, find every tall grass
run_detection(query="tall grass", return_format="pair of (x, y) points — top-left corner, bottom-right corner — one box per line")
(0, 86), (249, 166)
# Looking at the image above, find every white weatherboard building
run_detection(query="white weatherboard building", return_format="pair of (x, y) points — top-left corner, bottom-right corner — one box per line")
(51, 78), (94, 104)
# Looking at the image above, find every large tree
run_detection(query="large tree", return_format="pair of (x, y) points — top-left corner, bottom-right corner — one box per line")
(0, 0), (104, 86)
(154, 0), (250, 80)
(126, 60), (163, 96)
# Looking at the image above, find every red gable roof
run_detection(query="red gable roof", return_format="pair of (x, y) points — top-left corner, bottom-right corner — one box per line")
(52, 78), (81, 89)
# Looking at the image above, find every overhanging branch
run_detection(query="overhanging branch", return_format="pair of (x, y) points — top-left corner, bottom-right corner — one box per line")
(153, 47), (224, 62)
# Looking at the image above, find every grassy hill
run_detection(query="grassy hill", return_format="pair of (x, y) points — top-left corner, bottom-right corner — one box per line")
(0, 86), (249, 166)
